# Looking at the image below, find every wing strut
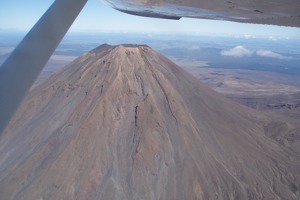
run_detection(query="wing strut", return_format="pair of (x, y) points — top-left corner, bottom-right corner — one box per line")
(0, 0), (88, 134)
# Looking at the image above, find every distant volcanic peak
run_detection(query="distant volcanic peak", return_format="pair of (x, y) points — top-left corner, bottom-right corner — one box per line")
(86, 44), (154, 70)
(109, 44), (152, 57)
(90, 44), (150, 54)
(1, 43), (300, 200)
(111, 44), (144, 54)
(57, 44), (154, 85)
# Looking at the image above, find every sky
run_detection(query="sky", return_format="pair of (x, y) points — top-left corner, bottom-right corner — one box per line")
(0, 0), (300, 38)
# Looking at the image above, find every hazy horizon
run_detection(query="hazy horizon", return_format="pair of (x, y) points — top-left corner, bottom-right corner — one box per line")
(1, 32), (300, 76)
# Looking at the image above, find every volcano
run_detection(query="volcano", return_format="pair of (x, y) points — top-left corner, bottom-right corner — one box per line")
(0, 44), (299, 199)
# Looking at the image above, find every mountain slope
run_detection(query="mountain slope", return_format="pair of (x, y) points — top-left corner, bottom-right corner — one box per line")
(0, 44), (299, 200)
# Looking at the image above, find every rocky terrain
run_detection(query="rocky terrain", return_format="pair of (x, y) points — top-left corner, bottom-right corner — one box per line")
(187, 68), (300, 111)
(0, 44), (300, 199)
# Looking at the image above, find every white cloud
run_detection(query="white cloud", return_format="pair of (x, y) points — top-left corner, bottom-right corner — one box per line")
(221, 47), (293, 60)
(244, 34), (256, 39)
(256, 50), (291, 60)
(221, 46), (253, 57)
(50, 55), (77, 62)
(0, 47), (14, 56)
(268, 36), (278, 41)
(189, 45), (201, 50)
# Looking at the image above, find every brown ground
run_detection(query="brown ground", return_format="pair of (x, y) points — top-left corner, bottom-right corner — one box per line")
(0, 44), (299, 199)
(187, 68), (300, 110)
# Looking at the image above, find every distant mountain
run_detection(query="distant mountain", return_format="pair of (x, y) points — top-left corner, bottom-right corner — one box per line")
(0, 44), (299, 199)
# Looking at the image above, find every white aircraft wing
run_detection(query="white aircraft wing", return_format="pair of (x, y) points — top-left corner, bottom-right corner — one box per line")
(104, 0), (300, 27)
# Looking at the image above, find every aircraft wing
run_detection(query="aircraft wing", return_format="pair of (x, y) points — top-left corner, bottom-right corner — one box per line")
(104, 0), (300, 27)
(0, 0), (88, 134)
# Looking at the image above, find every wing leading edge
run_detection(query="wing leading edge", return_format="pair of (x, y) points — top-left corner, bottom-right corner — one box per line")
(104, 0), (300, 27)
